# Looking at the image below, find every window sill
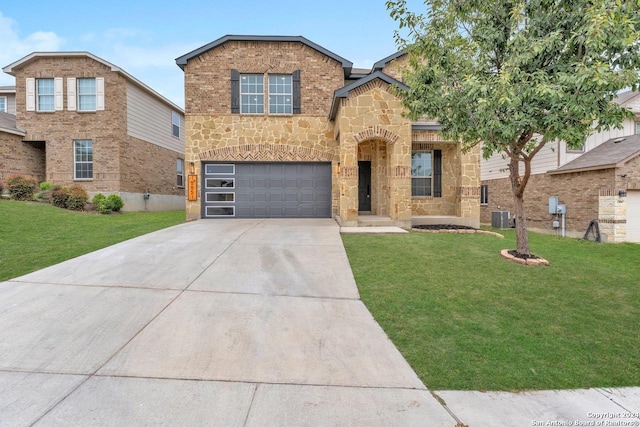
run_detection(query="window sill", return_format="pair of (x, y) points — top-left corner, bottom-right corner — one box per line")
(412, 196), (434, 199)
(73, 179), (93, 182)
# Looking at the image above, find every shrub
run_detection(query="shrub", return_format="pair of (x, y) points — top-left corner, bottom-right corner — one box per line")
(39, 181), (52, 191)
(95, 193), (124, 214)
(0, 181), (3, 195)
(66, 185), (88, 211)
(106, 194), (124, 212)
(6, 175), (37, 201)
(92, 193), (106, 206)
(51, 186), (69, 208)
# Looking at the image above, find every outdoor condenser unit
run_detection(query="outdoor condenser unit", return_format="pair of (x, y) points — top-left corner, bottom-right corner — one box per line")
(491, 211), (510, 228)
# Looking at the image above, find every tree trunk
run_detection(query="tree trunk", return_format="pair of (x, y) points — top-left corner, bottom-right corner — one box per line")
(512, 191), (530, 255)
(508, 157), (530, 255)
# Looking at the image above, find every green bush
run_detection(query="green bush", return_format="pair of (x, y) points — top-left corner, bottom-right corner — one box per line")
(95, 193), (124, 214)
(6, 175), (37, 201)
(106, 194), (124, 212)
(91, 193), (106, 206)
(51, 186), (69, 208)
(0, 181), (4, 195)
(39, 182), (52, 191)
(66, 185), (88, 211)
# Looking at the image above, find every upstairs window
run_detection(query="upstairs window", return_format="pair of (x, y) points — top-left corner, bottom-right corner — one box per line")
(231, 69), (300, 115)
(636, 121), (640, 134)
(172, 111), (180, 137)
(0, 96), (6, 113)
(74, 140), (93, 180)
(77, 78), (96, 111)
(37, 78), (55, 111)
(268, 75), (292, 114)
(240, 74), (264, 114)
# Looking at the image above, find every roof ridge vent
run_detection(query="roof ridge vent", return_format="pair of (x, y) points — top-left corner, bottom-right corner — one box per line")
(613, 137), (626, 143)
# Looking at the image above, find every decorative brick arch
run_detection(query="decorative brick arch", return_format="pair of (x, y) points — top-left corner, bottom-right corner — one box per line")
(199, 143), (336, 162)
(353, 126), (400, 145)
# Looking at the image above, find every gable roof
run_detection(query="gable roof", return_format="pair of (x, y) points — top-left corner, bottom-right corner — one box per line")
(614, 90), (640, 106)
(329, 71), (408, 120)
(549, 134), (640, 174)
(0, 111), (25, 136)
(372, 51), (406, 72)
(3, 52), (183, 113)
(175, 35), (353, 77)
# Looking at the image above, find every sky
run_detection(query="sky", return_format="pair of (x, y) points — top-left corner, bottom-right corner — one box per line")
(0, 0), (424, 109)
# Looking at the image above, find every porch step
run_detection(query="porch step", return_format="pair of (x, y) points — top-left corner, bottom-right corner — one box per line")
(357, 215), (396, 227)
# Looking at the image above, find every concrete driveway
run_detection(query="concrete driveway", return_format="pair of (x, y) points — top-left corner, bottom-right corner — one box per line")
(0, 219), (456, 426)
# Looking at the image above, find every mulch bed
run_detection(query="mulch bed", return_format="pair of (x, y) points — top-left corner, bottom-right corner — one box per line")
(413, 224), (478, 231)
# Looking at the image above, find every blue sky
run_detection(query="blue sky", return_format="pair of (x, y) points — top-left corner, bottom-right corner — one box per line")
(0, 0), (423, 108)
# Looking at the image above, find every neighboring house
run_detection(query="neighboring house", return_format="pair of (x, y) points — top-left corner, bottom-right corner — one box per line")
(0, 86), (16, 115)
(1, 52), (185, 211)
(480, 91), (640, 243)
(176, 35), (480, 226)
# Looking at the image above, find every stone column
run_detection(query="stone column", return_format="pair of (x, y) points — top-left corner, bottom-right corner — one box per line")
(598, 190), (627, 242)
(338, 140), (359, 227)
(388, 137), (412, 227)
(457, 144), (481, 228)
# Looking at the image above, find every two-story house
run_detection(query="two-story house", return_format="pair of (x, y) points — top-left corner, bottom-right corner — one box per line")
(1, 52), (185, 211)
(481, 91), (640, 243)
(176, 35), (480, 226)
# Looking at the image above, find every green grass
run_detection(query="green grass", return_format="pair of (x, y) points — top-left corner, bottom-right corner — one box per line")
(0, 200), (185, 281)
(342, 230), (640, 391)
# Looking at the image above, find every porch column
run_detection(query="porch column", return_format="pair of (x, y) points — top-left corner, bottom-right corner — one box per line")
(338, 140), (359, 226)
(388, 136), (412, 227)
(457, 144), (481, 228)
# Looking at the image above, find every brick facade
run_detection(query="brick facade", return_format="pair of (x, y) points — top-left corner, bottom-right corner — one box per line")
(4, 54), (184, 210)
(481, 164), (639, 241)
(0, 132), (45, 183)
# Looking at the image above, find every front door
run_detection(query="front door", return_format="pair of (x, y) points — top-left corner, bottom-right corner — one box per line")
(358, 161), (371, 211)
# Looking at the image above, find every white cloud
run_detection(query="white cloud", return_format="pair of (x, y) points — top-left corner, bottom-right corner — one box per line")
(0, 12), (65, 86)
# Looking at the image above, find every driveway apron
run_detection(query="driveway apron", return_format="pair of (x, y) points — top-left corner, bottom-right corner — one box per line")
(0, 219), (456, 426)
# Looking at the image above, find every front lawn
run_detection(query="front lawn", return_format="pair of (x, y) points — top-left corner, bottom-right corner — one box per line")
(0, 200), (185, 281)
(342, 230), (640, 391)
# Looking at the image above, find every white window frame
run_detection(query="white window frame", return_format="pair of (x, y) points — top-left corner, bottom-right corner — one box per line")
(205, 192), (235, 203)
(268, 74), (293, 115)
(36, 78), (55, 112)
(73, 140), (93, 180)
(172, 111), (180, 138)
(177, 158), (185, 188)
(240, 74), (264, 114)
(481, 185), (489, 205)
(566, 143), (585, 153)
(205, 164), (235, 175)
(0, 96), (6, 113)
(636, 121), (640, 135)
(205, 206), (235, 217)
(205, 178), (235, 189)
(411, 150), (433, 197)
(77, 78), (97, 111)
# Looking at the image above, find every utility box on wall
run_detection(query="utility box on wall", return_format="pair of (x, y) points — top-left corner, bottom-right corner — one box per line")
(492, 211), (510, 228)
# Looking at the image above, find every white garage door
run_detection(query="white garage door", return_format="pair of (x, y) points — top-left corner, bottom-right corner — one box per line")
(627, 190), (640, 243)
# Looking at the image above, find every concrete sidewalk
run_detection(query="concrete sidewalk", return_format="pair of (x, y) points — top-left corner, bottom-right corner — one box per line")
(1, 218), (638, 426)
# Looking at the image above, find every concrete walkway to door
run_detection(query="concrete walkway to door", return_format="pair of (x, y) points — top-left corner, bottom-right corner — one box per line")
(0, 219), (456, 426)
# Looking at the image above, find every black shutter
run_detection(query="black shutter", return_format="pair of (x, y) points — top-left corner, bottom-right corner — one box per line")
(434, 149), (442, 197)
(292, 70), (301, 114)
(231, 69), (240, 114)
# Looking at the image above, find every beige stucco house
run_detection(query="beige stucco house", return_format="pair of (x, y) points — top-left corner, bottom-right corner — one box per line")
(176, 35), (480, 227)
(1, 52), (185, 211)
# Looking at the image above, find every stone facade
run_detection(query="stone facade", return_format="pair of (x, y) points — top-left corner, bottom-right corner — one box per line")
(179, 36), (481, 225)
(4, 53), (184, 210)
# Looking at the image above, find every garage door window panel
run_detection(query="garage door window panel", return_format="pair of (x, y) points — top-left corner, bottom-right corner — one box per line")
(206, 206), (235, 217)
(206, 193), (234, 202)
(205, 164), (235, 175)
(205, 178), (235, 189)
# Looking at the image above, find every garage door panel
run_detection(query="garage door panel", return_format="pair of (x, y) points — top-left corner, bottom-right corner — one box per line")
(204, 162), (331, 218)
(627, 191), (640, 243)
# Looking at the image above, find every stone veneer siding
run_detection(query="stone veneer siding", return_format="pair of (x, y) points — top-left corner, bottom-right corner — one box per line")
(0, 131), (45, 183)
(183, 41), (345, 220)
